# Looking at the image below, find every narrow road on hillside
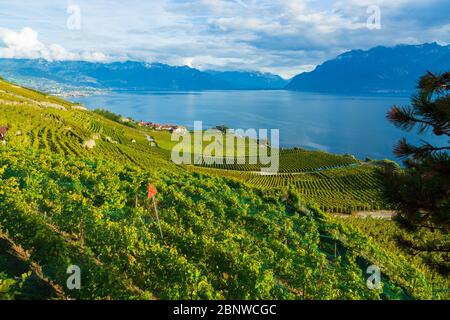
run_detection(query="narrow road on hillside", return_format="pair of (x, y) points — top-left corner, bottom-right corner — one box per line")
(332, 211), (397, 219)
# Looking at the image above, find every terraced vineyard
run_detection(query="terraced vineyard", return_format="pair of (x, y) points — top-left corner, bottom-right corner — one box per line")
(0, 79), (170, 171)
(199, 149), (358, 173)
(191, 161), (388, 213)
(0, 79), (75, 110)
(0, 77), (447, 300)
(145, 130), (386, 213)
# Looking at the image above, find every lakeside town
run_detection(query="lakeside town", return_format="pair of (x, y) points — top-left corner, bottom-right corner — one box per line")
(137, 120), (188, 134)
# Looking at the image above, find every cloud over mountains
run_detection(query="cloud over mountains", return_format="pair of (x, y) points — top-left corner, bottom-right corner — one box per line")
(0, 0), (449, 78)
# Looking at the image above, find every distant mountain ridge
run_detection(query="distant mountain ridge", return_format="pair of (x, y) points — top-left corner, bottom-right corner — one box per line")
(0, 59), (287, 91)
(205, 70), (288, 90)
(3, 43), (449, 94)
(286, 43), (450, 93)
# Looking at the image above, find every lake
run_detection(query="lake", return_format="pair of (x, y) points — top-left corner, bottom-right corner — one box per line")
(74, 90), (444, 161)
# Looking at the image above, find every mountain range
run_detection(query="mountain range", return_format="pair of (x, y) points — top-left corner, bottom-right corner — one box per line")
(0, 59), (287, 91)
(1, 43), (449, 94)
(286, 42), (450, 93)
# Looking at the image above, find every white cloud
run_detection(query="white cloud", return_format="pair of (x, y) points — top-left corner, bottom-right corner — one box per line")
(0, 0), (449, 76)
(169, 55), (250, 71)
(0, 27), (108, 62)
(261, 65), (317, 80)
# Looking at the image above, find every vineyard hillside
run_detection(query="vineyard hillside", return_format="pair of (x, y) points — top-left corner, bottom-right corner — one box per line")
(0, 78), (447, 300)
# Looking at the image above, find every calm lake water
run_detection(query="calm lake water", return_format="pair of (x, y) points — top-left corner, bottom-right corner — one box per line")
(75, 90), (444, 161)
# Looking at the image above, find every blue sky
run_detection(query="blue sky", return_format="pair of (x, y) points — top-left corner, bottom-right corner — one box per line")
(0, 0), (449, 78)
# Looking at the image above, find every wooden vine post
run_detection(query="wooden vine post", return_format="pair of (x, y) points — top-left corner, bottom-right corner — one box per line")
(148, 184), (163, 240)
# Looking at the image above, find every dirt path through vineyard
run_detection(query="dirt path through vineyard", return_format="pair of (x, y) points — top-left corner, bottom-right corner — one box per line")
(332, 211), (397, 219)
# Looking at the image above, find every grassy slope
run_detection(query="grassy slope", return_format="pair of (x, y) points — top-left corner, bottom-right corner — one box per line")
(0, 77), (447, 299)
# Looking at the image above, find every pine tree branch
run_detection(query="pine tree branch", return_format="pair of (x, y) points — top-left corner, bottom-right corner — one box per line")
(387, 106), (449, 136)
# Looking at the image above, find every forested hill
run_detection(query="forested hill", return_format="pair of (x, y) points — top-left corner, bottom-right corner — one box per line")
(286, 43), (450, 94)
(0, 77), (447, 300)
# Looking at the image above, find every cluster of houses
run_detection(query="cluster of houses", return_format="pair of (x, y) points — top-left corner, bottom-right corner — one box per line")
(138, 121), (188, 134)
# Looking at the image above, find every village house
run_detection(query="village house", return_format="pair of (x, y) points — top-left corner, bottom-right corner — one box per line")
(138, 121), (187, 133)
(173, 126), (188, 135)
(257, 138), (270, 148)
(0, 126), (8, 141)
